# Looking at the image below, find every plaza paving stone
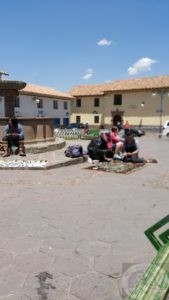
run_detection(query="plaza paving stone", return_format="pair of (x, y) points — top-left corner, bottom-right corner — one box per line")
(0, 133), (168, 299)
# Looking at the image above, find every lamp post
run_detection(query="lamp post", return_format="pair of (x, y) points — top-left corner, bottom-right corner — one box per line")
(139, 101), (145, 128)
(152, 89), (169, 138)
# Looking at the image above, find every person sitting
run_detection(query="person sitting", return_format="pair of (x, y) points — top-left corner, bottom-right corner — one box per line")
(84, 122), (89, 135)
(123, 130), (144, 163)
(2, 117), (26, 157)
(102, 126), (124, 160)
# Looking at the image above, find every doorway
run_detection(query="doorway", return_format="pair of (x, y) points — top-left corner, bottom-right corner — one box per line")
(113, 114), (122, 126)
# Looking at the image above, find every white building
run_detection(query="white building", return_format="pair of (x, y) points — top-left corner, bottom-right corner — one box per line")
(0, 83), (74, 127)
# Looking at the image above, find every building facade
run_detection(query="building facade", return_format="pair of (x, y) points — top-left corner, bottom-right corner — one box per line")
(1, 75), (169, 130)
(69, 75), (169, 129)
(0, 83), (73, 127)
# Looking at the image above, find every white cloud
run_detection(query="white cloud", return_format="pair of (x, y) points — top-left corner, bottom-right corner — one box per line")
(104, 79), (112, 83)
(82, 68), (94, 80)
(97, 38), (112, 46)
(128, 57), (157, 75)
(83, 73), (93, 80)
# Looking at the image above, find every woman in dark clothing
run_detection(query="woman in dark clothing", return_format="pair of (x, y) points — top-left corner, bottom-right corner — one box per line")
(2, 117), (26, 157)
(123, 132), (145, 163)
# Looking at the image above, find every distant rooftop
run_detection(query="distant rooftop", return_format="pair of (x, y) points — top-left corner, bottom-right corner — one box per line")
(20, 83), (74, 100)
(69, 75), (169, 97)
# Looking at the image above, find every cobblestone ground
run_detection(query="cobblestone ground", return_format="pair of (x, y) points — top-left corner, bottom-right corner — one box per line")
(0, 133), (168, 299)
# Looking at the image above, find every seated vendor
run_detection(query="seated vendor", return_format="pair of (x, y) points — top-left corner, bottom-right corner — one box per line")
(2, 117), (26, 157)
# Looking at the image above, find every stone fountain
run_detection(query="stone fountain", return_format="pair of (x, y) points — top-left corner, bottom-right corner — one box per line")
(0, 71), (54, 143)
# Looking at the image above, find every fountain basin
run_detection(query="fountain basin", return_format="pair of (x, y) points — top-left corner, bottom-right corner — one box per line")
(0, 77), (54, 143)
(0, 80), (26, 91)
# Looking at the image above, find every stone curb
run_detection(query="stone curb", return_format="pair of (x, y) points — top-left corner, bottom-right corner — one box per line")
(46, 156), (86, 170)
(0, 156), (87, 170)
(25, 139), (66, 154)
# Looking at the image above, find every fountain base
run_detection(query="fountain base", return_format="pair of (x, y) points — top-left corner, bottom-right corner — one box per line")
(0, 117), (54, 143)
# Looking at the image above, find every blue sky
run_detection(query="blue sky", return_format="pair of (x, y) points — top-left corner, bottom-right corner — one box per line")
(0, 0), (169, 92)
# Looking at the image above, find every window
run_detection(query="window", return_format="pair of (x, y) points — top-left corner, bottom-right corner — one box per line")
(76, 98), (81, 107)
(53, 100), (58, 109)
(94, 98), (100, 107)
(63, 101), (68, 110)
(14, 96), (20, 108)
(76, 115), (81, 123)
(37, 99), (43, 109)
(94, 115), (99, 123)
(114, 94), (122, 106)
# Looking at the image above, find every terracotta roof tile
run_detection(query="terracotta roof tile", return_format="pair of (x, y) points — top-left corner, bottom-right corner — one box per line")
(69, 75), (169, 96)
(20, 83), (73, 100)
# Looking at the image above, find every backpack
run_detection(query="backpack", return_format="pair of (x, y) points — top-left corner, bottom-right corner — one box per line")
(87, 137), (106, 160)
(64, 145), (83, 158)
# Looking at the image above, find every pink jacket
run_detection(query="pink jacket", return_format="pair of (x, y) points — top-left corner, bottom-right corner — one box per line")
(102, 132), (120, 149)
(109, 132), (120, 143)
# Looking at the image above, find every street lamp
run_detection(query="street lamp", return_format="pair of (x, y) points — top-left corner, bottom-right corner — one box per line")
(139, 102), (145, 127)
(33, 97), (40, 103)
(152, 89), (169, 138)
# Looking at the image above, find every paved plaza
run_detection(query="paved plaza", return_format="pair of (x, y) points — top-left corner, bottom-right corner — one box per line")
(0, 133), (168, 299)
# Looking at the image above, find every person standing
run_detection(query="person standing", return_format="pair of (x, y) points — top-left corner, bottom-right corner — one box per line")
(124, 120), (130, 130)
(84, 122), (89, 134)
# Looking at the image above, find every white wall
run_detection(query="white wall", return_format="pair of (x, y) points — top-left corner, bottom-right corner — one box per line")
(0, 94), (71, 124)
(15, 95), (38, 116)
(15, 95), (71, 123)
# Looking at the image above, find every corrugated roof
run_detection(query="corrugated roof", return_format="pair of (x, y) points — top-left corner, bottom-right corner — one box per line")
(20, 83), (74, 100)
(69, 75), (169, 96)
